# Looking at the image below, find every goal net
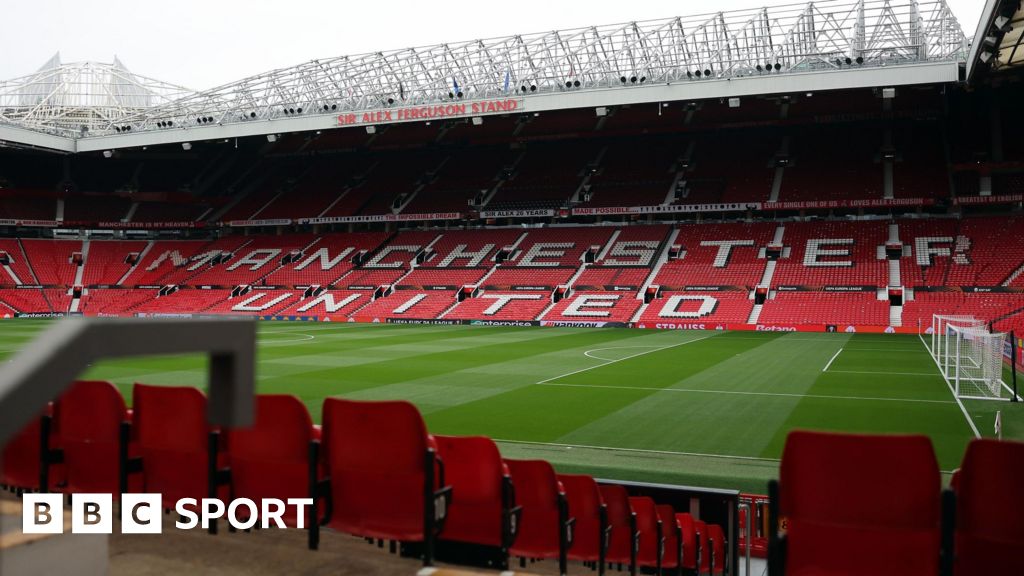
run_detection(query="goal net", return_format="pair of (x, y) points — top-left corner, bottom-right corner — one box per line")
(929, 315), (986, 373)
(944, 324), (1008, 400)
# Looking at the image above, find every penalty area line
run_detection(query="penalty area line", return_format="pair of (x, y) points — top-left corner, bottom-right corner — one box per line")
(822, 348), (843, 372)
(492, 438), (780, 463)
(537, 333), (718, 385)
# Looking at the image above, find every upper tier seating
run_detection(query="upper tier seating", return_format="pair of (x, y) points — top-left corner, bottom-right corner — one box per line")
(398, 268), (487, 288)
(577, 138), (680, 208)
(483, 268), (576, 289)
(402, 146), (515, 214)
(487, 142), (600, 211)
(677, 130), (777, 204)
(0, 239), (40, 285)
(20, 239), (81, 286)
(946, 216), (1024, 287)
(654, 222), (776, 289)
(262, 232), (391, 287)
(506, 227), (615, 268)
(188, 234), (318, 286)
(82, 240), (149, 285)
(771, 220), (887, 287)
(781, 125), (881, 202)
(759, 291), (890, 326)
(418, 229), (523, 269)
(63, 195), (132, 223)
(899, 219), (959, 287)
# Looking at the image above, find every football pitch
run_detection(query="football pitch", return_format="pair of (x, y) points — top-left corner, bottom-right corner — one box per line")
(2, 320), (1020, 493)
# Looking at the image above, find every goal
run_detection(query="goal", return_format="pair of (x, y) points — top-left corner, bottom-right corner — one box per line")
(929, 315), (986, 375)
(940, 321), (1009, 400)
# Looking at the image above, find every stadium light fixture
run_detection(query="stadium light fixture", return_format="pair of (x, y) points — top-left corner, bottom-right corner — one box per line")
(993, 15), (1011, 33)
(983, 35), (999, 48)
(594, 107), (607, 117)
(365, 126), (376, 134)
(979, 51), (993, 64)
(573, 80), (580, 87)
(102, 150), (112, 158)
(728, 97), (741, 108)
(471, 116), (483, 126)
(182, 142), (192, 151)
(266, 134), (277, 142)
(882, 87), (896, 99)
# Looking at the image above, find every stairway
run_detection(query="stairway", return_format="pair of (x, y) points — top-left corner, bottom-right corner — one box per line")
(747, 303), (764, 324)
(889, 305), (903, 327)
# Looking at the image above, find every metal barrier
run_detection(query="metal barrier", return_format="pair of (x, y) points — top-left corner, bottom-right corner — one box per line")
(0, 317), (257, 445)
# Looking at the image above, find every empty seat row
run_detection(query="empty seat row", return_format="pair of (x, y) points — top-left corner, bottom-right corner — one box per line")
(769, 431), (1024, 576)
(2, 382), (729, 574)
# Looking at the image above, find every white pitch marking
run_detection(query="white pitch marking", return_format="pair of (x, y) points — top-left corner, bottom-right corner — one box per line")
(918, 333), (981, 438)
(824, 369), (939, 377)
(258, 332), (316, 344)
(537, 333), (718, 385)
(535, 381), (954, 404)
(583, 345), (666, 362)
(822, 348), (843, 372)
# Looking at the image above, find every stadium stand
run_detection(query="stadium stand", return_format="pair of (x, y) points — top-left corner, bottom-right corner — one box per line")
(639, 290), (754, 326)
(759, 291), (890, 326)
(442, 291), (551, 321)
(771, 220), (888, 288)
(541, 291), (641, 324)
(654, 222), (776, 289)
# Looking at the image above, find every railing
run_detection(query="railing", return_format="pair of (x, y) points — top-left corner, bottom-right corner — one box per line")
(0, 317), (257, 446)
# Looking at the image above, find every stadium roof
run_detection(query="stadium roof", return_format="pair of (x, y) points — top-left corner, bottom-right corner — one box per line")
(0, 0), (968, 154)
(967, 0), (1024, 79)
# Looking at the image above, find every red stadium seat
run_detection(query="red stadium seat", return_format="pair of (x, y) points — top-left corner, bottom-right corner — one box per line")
(694, 519), (711, 576)
(225, 395), (320, 548)
(676, 512), (700, 573)
(628, 496), (662, 572)
(318, 399), (452, 566)
(707, 523), (726, 576)
(129, 383), (228, 532)
(504, 459), (574, 575)
(53, 380), (128, 495)
(598, 483), (638, 574)
(952, 438), (1024, 576)
(769, 430), (942, 576)
(657, 504), (681, 571)
(558, 473), (609, 567)
(0, 408), (56, 492)
(434, 435), (521, 566)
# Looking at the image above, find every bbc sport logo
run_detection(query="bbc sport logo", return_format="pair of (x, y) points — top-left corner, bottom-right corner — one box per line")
(23, 493), (314, 534)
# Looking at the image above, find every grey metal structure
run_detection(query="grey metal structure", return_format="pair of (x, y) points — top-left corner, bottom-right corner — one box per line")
(0, 53), (193, 138)
(0, 318), (256, 446)
(966, 0), (1024, 79)
(1, 0), (968, 153)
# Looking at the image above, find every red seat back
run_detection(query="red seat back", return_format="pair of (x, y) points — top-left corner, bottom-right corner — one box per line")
(1, 410), (47, 489)
(629, 496), (660, 568)
(226, 395), (314, 526)
(505, 459), (561, 559)
(954, 438), (1024, 575)
(779, 430), (941, 576)
(435, 435), (506, 547)
(707, 523), (725, 575)
(56, 381), (127, 494)
(321, 398), (430, 541)
(599, 483), (633, 564)
(694, 519), (710, 574)
(558, 473), (603, 562)
(675, 513), (699, 570)
(132, 383), (210, 507)
(656, 504), (680, 569)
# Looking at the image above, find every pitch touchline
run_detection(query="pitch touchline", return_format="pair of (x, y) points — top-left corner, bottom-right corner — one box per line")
(918, 333), (981, 438)
(535, 382), (953, 404)
(493, 438), (780, 463)
(537, 333), (719, 385)
(822, 348), (843, 372)
(824, 369), (938, 377)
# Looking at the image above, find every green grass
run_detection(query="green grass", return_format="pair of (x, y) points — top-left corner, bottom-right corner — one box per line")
(3, 320), (1021, 493)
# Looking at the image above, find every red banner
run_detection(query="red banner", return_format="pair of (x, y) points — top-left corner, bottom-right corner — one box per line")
(338, 99), (522, 126)
(952, 194), (1023, 205)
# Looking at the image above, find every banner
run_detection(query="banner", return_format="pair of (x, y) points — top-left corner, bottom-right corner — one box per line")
(337, 98), (522, 126)
(228, 219), (292, 227)
(761, 198), (935, 210)
(572, 203), (757, 216)
(96, 221), (200, 229)
(953, 194), (1023, 205)
(479, 209), (555, 218)
(298, 212), (461, 224)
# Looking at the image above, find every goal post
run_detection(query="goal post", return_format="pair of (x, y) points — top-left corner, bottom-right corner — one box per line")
(947, 324), (1008, 400)
(929, 315), (985, 378)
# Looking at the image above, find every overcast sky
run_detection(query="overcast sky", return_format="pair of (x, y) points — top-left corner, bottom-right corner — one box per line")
(0, 0), (985, 91)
